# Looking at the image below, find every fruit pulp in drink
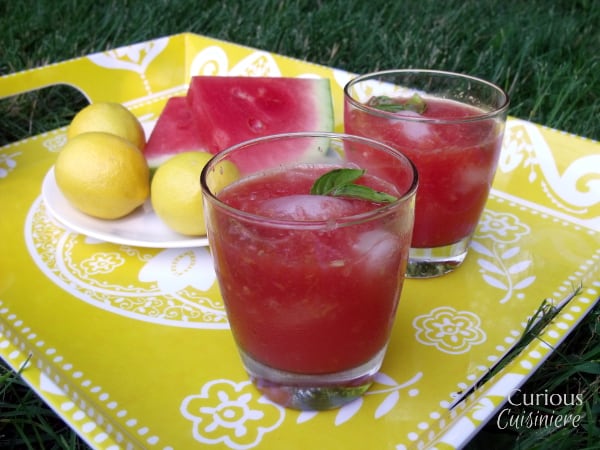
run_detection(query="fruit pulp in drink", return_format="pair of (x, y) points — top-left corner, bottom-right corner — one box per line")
(345, 96), (504, 248)
(209, 165), (413, 375)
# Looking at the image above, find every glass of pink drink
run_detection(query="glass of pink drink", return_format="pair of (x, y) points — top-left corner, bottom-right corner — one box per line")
(344, 70), (509, 277)
(201, 132), (417, 410)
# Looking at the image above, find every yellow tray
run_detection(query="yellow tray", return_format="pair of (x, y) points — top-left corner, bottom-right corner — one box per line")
(1, 33), (599, 450)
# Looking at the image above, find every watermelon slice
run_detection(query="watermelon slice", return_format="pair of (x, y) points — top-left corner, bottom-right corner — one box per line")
(144, 96), (211, 170)
(144, 76), (334, 172)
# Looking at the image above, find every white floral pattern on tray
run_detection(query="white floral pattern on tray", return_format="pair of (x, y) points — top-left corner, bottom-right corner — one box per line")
(500, 119), (600, 225)
(178, 371), (424, 449)
(413, 307), (486, 354)
(181, 380), (284, 450)
(471, 210), (536, 303)
(87, 38), (169, 95)
(25, 198), (226, 328)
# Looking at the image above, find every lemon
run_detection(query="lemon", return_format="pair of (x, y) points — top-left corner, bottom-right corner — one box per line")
(67, 102), (146, 150)
(55, 132), (150, 219)
(206, 159), (241, 195)
(151, 151), (240, 236)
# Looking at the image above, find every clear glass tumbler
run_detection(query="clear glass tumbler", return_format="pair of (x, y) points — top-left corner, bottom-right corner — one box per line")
(344, 70), (509, 278)
(201, 132), (417, 410)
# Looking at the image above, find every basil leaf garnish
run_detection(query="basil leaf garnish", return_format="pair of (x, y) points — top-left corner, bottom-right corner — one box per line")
(367, 93), (427, 114)
(310, 168), (398, 203)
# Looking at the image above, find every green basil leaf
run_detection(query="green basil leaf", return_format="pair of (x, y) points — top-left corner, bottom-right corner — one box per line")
(310, 168), (365, 195)
(310, 168), (398, 203)
(331, 184), (398, 203)
(367, 93), (427, 114)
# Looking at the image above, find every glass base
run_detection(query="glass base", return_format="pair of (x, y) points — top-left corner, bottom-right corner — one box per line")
(239, 347), (387, 410)
(406, 235), (471, 278)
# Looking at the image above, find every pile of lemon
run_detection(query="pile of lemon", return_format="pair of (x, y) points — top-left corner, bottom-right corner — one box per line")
(55, 102), (238, 236)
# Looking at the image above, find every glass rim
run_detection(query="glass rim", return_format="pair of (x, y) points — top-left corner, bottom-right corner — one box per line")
(200, 131), (419, 230)
(344, 69), (510, 124)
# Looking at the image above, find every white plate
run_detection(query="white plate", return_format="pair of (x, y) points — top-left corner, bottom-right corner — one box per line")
(41, 167), (209, 248)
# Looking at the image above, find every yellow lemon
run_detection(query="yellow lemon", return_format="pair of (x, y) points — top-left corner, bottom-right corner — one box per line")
(67, 102), (146, 150)
(151, 151), (240, 236)
(206, 159), (241, 195)
(55, 132), (150, 219)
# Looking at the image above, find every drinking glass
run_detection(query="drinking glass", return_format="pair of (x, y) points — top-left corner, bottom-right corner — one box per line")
(344, 70), (509, 277)
(201, 132), (417, 410)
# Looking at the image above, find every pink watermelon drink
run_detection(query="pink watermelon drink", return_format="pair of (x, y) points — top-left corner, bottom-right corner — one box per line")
(201, 132), (417, 410)
(346, 98), (502, 247)
(344, 70), (509, 277)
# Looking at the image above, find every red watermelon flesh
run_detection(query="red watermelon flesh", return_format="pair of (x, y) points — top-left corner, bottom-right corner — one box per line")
(189, 76), (333, 173)
(144, 76), (334, 173)
(144, 96), (212, 169)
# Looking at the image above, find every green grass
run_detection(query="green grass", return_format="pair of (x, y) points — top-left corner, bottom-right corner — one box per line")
(1, 356), (88, 450)
(1, 0), (599, 448)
